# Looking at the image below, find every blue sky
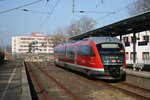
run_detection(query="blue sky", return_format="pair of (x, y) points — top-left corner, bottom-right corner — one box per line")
(0, 0), (135, 46)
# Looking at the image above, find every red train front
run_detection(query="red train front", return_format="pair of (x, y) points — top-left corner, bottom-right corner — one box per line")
(54, 37), (126, 80)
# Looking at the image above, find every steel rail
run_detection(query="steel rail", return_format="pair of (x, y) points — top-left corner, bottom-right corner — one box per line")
(32, 62), (80, 100)
(47, 62), (150, 100)
(98, 81), (150, 100)
(119, 82), (150, 93)
(26, 62), (50, 100)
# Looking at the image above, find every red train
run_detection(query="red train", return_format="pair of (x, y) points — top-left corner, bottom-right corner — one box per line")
(54, 37), (126, 80)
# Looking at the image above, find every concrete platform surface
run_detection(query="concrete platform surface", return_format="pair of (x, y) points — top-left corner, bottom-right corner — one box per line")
(126, 68), (150, 79)
(126, 68), (150, 89)
(0, 60), (31, 100)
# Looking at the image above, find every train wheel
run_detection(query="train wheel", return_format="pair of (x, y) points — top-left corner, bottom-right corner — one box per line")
(85, 69), (93, 79)
(120, 74), (126, 81)
(55, 63), (59, 67)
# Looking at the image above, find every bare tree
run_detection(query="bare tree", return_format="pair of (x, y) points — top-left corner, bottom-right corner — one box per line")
(128, 0), (150, 15)
(51, 33), (67, 47)
(66, 16), (96, 37)
(46, 34), (54, 48)
(5, 45), (12, 53)
(47, 16), (96, 47)
(0, 45), (12, 53)
(47, 27), (67, 48)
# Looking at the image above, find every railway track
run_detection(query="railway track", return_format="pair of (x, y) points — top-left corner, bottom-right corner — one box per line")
(48, 62), (150, 100)
(27, 61), (150, 100)
(26, 62), (50, 100)
(98, 81), (150, 100)
(26, 61), (80, 100)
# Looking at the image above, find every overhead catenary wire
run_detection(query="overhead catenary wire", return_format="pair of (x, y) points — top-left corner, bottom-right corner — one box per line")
(19, 9), (51, 14)
(73, 0), (104, 14)
(74, 11), (115, 14)
(37, 0), (61, 31)
(86, 1), (103, 14)
(36, 1), (50, 32)
(94, 0), (141, 21)
(0, 0), (43, 14)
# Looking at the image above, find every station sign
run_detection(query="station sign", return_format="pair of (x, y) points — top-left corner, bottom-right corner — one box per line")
(138, 41), (147, 46)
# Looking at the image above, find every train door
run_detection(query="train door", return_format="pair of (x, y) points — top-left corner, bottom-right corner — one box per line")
(74, 46), (77, 64)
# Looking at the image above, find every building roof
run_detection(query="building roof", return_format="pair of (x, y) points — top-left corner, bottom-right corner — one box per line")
(70, 11), (150, 40)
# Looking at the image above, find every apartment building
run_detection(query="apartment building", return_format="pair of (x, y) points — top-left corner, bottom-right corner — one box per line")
(12, 33), (54, 54)
(119, 31), (150, 65)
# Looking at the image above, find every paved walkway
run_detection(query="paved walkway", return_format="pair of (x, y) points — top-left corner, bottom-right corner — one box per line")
(0, 60), (31, 100)
(126, 68), (150, 78)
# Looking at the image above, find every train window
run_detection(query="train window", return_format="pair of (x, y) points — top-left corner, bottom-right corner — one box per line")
(102, 44), (119, 48)
(66, 46), (74, 61)
(54, 49), (58, 55)
(90, 46), (95, 57)
(57, 48), (65, 60)
(97, 43), (124, 63)
(78, 44), (95, 57)
(97, 43), (123, 52)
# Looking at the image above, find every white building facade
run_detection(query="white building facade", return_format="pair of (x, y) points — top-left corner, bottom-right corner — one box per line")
(119, 31), (150, 65)
(12, 33), (54, 54)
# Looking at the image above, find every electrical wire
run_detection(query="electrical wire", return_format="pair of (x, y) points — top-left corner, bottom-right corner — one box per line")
(75, 10), (115, 14)
(37, 0), (61, 31)
(36, 1), (49, 31)
(94, 0), (140, 21)
(74, 0), (104, 15)
(0, 0), (43, 14)
(19, 9), (51, 14)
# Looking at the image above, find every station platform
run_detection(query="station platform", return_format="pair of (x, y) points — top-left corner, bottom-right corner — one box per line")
(126, 68), (150, 78)
(0, 59), (150, 100)
(0, 60), (31, 100)
(126, 68), (150, 89)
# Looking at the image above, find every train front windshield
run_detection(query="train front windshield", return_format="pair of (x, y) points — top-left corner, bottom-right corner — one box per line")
(96, 43), (124, 64)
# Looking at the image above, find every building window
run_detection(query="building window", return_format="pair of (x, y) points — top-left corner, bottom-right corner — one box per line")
(143, 35), (149, 42)
(123, 36), (129, 43)
(123, 36), (130, 47)
(142, 52), (149, 60)
(130, 52), (137, 60)
(131, 36), (137, 43)
(126, 52), (129, 60)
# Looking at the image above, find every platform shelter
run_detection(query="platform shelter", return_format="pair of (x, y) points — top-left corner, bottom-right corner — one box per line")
(70, 11), (150, 65)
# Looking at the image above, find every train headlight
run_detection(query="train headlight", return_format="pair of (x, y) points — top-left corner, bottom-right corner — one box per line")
(103, 60), (110, 63)
(103, 60), (106, 63)
(120, 66), (124, 70)
(118, 60), (123, 63)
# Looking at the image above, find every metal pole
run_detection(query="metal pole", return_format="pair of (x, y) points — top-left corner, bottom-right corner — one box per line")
(120, 35), (122, 41)
(133, 33), (136, 64)
(73, 0), (75, 14)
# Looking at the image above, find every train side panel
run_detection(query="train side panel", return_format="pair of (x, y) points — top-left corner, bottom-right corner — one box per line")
(54, 37), (126, 80)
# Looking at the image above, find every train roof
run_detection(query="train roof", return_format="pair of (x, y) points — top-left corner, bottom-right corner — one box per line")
(70, 11), (150, 40)
(55, 37), (122, 48)
(86, 37), (122, 44)
(67, 37), (122, 45)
